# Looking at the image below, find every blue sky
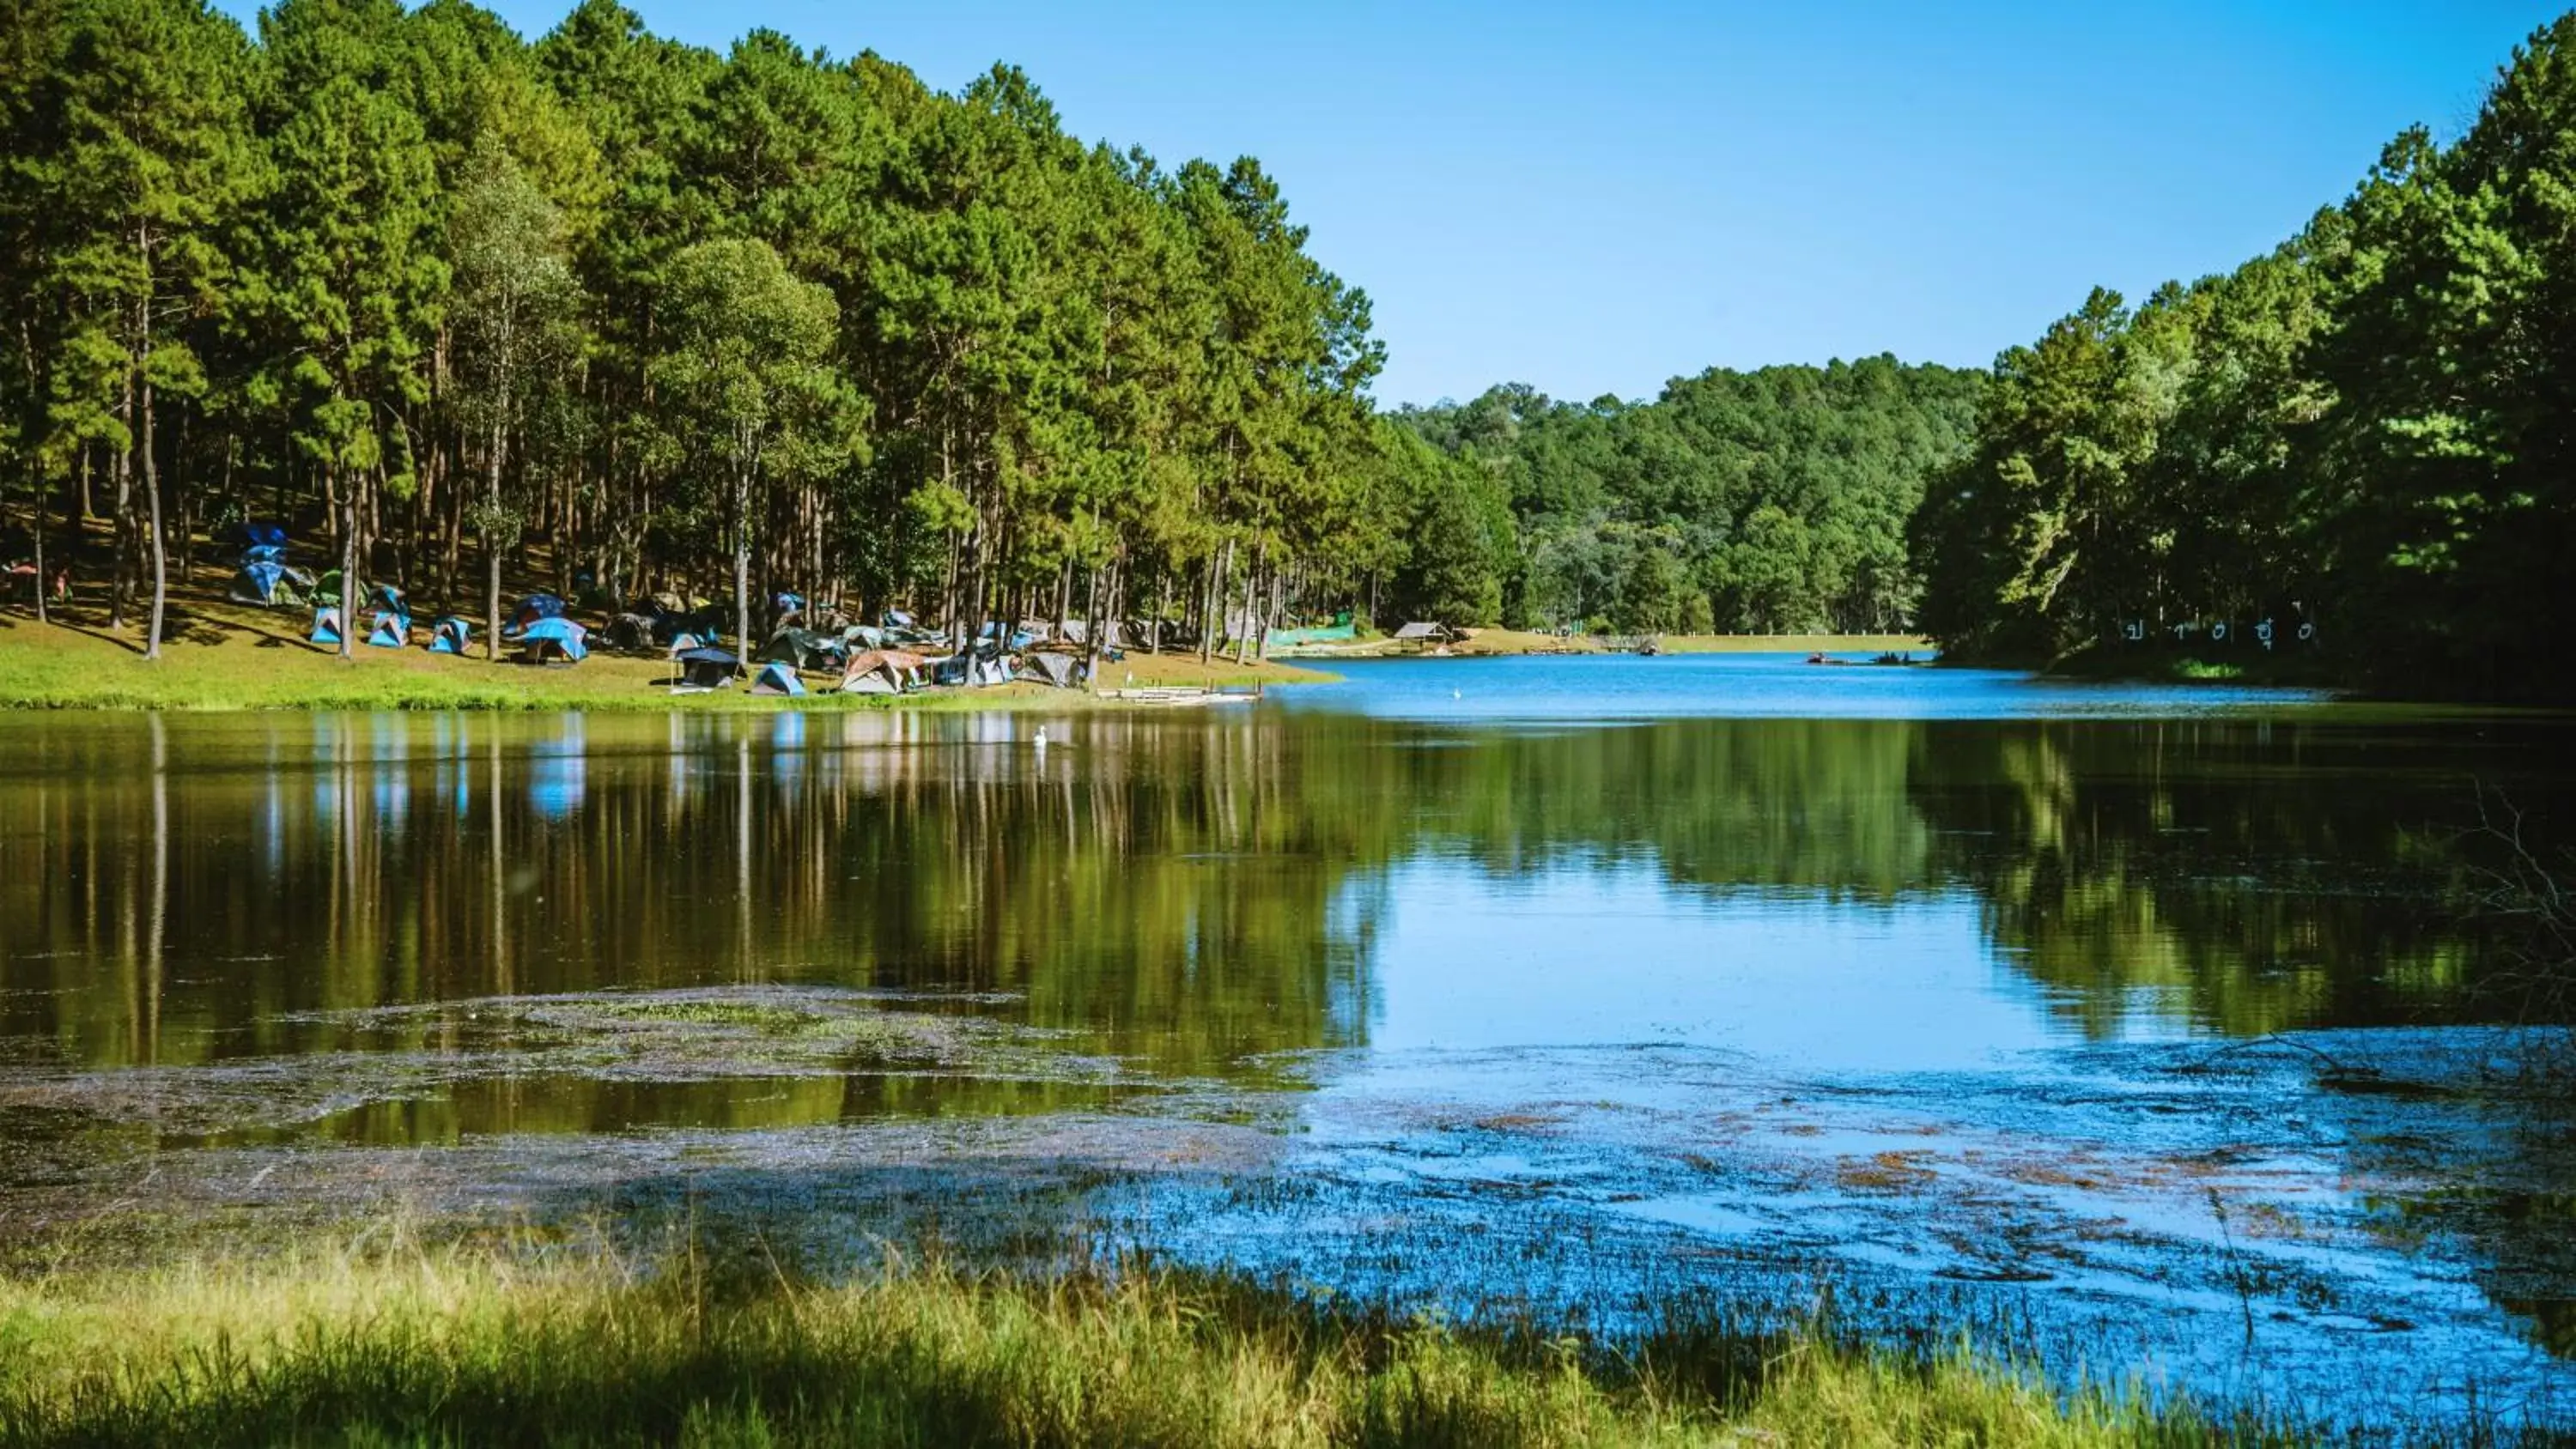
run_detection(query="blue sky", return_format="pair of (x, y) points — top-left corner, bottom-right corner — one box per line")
(217, 0), (2556, 406)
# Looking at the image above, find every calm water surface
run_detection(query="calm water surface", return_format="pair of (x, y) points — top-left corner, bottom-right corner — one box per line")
(3, 656), (2573, 1426)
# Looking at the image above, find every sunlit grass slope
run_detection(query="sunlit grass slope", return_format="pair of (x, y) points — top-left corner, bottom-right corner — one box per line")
(0, 607), (1322, 712)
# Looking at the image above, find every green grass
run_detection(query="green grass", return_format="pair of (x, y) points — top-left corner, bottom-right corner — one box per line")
(0, 607), (1326, 712)
(0, 1237), (2302, 1449)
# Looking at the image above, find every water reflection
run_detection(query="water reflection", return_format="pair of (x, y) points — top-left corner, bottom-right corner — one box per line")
(0, 707), (2566, 1105)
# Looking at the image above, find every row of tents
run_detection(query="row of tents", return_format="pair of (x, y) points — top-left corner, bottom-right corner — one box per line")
(222, 531), (1104, 691)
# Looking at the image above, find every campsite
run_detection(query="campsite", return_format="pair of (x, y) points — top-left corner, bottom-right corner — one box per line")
(10, 3), (2576, 1447)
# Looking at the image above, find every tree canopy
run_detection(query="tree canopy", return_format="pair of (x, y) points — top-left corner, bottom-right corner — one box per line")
(1916, 13), (2576, 700)
(0, 0), (1413, 655)
(1395, 358), (1985, 634)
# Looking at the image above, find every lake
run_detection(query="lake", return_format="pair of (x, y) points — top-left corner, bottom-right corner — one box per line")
(3, 655), (2573, 1430)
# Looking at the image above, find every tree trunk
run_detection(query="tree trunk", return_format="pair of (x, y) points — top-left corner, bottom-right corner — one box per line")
(141, 372), (166, 660)
(337, 465), (357, 661)
(732, 462), (751, 671)
(30, 462), (46, 626)
(485, 415), (504, 663)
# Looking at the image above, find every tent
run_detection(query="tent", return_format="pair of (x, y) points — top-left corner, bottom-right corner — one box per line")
(841, 623), (888, 651)
(312, 569), (343, 606)
(1021, 651), (1082, 689)
(841, 648), (927, 694)
(759, 627), (844, 672)
(505, 593), (567, 637)
(310, 605), (343, 645)
(881, 608), (914, 629)
(514, 615), (587, 664)
(366, 611), (410, 648)
(676, 646), (738, 690)
(428, 616), (471, 654)
(750, 659), (807, 696)
(601, 613), (658, 653)
(228, 559), (292, 606)
(937, 647), (1015, 687)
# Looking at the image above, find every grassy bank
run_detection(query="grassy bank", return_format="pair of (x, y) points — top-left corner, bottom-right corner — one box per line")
(0, 607), (1326, 712)
(0, 1240), (2268, 1449)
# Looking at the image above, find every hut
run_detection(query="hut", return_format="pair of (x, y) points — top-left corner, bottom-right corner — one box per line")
(1392, 621), (1452, 646)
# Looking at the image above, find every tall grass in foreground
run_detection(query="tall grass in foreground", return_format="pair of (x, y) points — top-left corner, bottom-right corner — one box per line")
(0, 1240), (2300, 1449)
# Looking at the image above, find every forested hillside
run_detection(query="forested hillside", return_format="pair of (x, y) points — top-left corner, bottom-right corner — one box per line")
(1917, 13), (2576, 700)
(0, 0), (1415, 659)
(1394, 359), (1984, 634)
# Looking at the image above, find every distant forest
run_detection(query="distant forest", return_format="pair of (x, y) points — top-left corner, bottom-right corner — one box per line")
(8, 0), (2576, 697)
(1394, 360), (1984, 635)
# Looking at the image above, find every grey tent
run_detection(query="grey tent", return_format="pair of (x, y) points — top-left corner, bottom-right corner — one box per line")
(1022, 651), (1081, 689)
(760, 627), (844, 672)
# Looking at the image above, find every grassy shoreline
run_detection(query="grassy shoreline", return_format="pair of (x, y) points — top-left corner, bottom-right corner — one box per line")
(0, 1239), (2273, 1448)
(0, 608), (1330, 712)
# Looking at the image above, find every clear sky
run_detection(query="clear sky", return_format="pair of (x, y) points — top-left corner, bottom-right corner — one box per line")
(216, 0), (2559, 407)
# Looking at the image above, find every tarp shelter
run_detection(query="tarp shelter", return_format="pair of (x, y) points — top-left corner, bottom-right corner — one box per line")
(1393, 621), (1452, 643)
(676, 646), (738, 690)
(310, 605), (343, 645)
(750, 659), (806, 696)
(1022, 651), (1081, 689)
(881, 608), (914, 629)
(506, 594), (567, 636)
(429, 616), (471, 654)
(514, 615), (587, 664)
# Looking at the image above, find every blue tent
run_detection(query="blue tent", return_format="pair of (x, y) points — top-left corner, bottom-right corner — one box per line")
(230, 559), (289, 605)
(506, 593), (567, 636)
(428, 616), (471, 654)
(750, 659), (807, 696)
(240, 543), (288, 566)
(367, 611), (410, 648)
(230, 520), (288, 550)
(515, 615), (586, 664)
(310, 605), (343, 645)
